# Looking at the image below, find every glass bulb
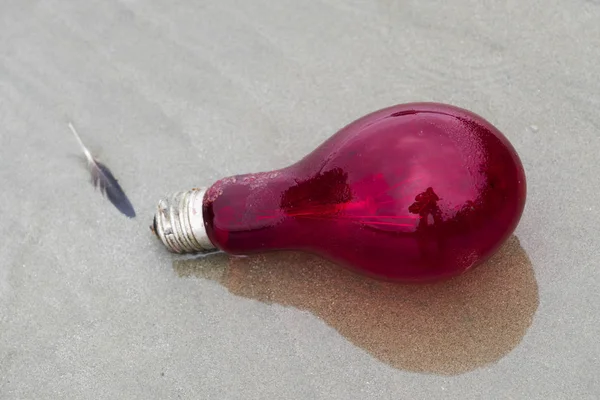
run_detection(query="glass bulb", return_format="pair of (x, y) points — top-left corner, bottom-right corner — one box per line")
(153, 102), (526, 282)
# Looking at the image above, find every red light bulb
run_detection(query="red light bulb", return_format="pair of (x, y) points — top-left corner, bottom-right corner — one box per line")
(153, 102), (526, 282)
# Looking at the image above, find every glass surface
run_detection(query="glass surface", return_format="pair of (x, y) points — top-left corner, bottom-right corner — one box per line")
(203, 103), (527, 281)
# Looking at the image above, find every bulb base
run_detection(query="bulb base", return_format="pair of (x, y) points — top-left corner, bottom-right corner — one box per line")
(152, 188), (216, 254)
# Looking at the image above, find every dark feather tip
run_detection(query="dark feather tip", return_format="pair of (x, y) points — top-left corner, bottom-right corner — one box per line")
(95, 162), (136, 218)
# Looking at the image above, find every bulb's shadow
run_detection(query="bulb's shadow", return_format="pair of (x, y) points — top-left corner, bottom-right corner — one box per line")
(173, 235), (538, 375)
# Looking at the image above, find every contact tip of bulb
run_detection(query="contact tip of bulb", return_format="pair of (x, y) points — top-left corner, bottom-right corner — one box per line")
(150, 215), (158, 236)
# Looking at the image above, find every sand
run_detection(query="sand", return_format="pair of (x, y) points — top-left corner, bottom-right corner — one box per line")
(1, 0), (599, 398)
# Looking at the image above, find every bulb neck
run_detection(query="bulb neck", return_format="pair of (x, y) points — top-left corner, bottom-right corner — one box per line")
(152, 188), (217, 254)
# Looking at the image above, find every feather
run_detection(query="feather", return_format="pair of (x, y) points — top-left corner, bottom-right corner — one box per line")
(68, 122), (136, 218)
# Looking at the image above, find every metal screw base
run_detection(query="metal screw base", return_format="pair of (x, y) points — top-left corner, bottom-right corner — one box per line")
(152, 188), (216, 254)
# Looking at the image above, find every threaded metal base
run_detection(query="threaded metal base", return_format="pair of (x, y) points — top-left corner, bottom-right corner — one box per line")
(152, 188), (216, 254)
